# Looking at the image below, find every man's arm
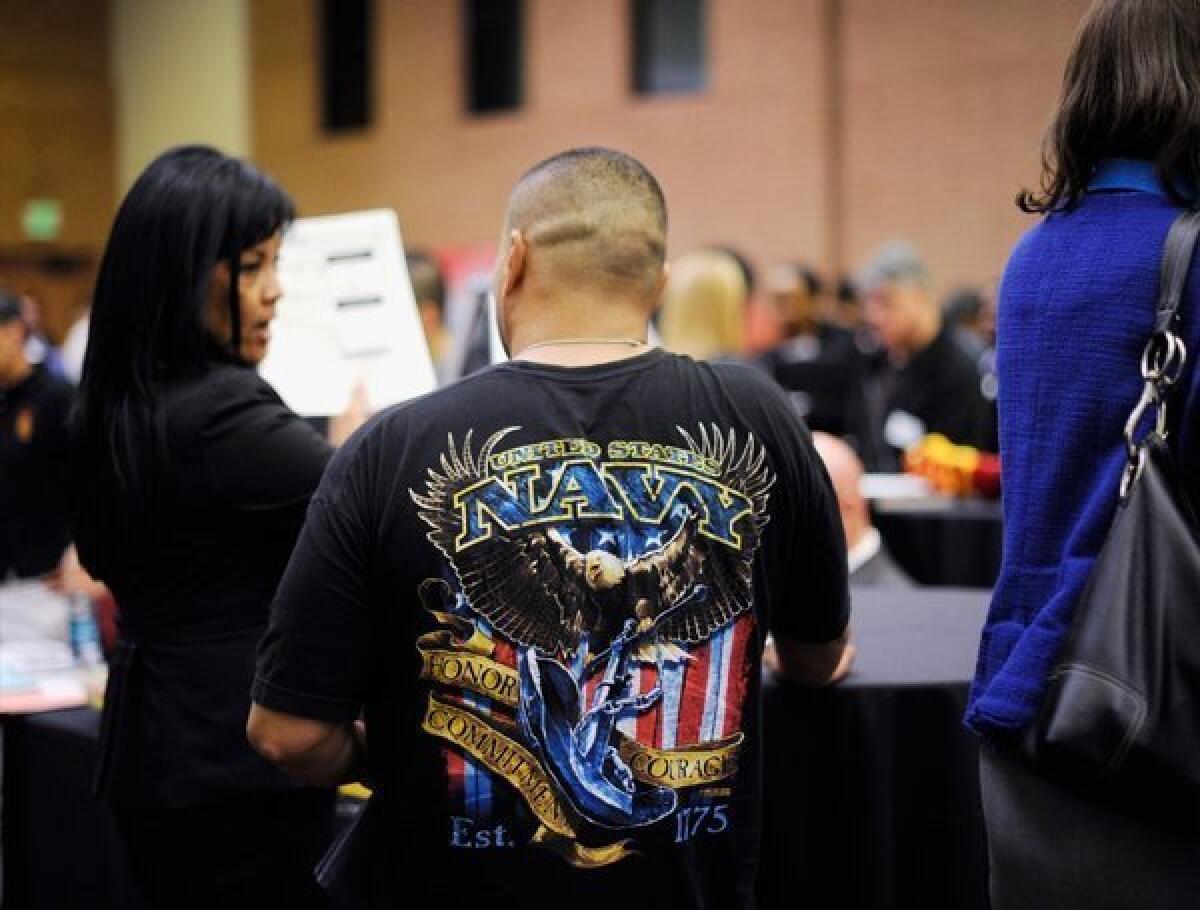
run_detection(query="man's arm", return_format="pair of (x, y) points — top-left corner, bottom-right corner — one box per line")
(765, 630), (855, 686)
(249, 432), (376, 783)
(247, 705), (364, 787)
(749, 371), (854, 682)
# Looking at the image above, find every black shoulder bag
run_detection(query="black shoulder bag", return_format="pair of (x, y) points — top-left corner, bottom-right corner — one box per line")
(1024, 210), (1200, 821)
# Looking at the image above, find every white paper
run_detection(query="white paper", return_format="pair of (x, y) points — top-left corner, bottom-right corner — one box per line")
(37, 677), (88, 700)
(259, 209), (437, 416)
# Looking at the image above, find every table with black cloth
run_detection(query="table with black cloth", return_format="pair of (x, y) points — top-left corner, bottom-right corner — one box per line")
(3, 588), (992, 910)
(759, 587), (991, 910)
(0, 707), (145, 910)
(873, 498), (1002, 587)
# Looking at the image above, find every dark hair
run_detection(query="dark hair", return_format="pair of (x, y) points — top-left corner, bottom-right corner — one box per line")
(836, 276), (858, 305)
(789, 264), (824, 298)
(943, 287), (987, 327)
(75, 146), (294, 546)
(406, 251), (446, 312)
(0, 287), (22, 325)
(508, 147), (668, 294)
(1019, 0), (1200, 213)
(516, 146), (668, 235)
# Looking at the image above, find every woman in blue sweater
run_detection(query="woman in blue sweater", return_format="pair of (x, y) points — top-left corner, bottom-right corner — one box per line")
(967, 1), (1200, 906)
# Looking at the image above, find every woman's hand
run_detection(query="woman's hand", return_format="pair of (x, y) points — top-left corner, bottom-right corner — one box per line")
(43, 544), (110, 599)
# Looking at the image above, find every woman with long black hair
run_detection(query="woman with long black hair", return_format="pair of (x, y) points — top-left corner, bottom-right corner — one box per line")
(73, 146), (365, 907)
(966, 2), (1200, 907)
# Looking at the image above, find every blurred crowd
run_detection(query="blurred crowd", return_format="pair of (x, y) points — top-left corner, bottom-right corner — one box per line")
(422, 238), (999, 474)
(655, 241), (997, 472)
(1, 236), (996, 639)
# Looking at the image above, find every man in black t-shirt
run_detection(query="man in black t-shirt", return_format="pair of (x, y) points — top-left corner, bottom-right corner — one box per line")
(250, 148), (852, 908)
(859, 243), (991, 469)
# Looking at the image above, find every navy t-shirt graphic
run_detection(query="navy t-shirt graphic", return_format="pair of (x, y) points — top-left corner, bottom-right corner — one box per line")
(411, 424), (772, 866)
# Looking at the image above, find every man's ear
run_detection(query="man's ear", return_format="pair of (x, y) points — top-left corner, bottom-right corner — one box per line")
(648, 261), (669, 318)
(502, 230), (528, 298)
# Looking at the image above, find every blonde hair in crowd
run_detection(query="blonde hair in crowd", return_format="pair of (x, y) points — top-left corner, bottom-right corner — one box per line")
(659, 250), (747, 361)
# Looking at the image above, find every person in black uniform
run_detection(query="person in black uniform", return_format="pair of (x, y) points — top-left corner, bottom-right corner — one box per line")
(758, 264), (873, 459)
(0, 290), (74, 585)
(71, 147), (366, 908)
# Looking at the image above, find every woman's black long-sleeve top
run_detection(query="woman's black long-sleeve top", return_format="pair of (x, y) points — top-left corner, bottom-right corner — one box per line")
(76, 363), (333, 807)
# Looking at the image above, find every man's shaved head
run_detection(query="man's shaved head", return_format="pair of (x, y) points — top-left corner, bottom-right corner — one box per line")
(502, 147), (668, 299)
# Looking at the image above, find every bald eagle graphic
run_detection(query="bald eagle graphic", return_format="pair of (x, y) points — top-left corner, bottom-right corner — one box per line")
(411, 424), (772, 663)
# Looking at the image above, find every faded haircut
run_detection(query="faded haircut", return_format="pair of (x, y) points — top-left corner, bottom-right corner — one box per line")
(503, 147), (668, 297)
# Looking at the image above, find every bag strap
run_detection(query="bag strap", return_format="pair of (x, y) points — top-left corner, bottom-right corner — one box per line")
(1155, 211), (1200, 333)
(1122, 211), (1200, 496)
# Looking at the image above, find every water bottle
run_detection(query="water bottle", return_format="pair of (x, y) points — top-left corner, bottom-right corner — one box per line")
(68, 593), (104, 669)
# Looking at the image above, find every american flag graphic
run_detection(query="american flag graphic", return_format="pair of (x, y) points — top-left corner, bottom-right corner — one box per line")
(442, 614), (755, 817)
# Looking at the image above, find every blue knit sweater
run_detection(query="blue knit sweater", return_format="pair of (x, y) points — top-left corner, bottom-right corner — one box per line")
(966, 160), (1200, 737)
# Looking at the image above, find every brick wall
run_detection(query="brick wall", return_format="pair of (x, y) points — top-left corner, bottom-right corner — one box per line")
(839, 0), (1088, 291)
(251, 0), (1091, 295)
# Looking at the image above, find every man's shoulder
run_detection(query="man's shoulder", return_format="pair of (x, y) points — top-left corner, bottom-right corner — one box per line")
(705, 358), (803, 436)
(362, 365), (515, 436)
(335, 368), (517, 481)
(706, 356), (786, 398)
